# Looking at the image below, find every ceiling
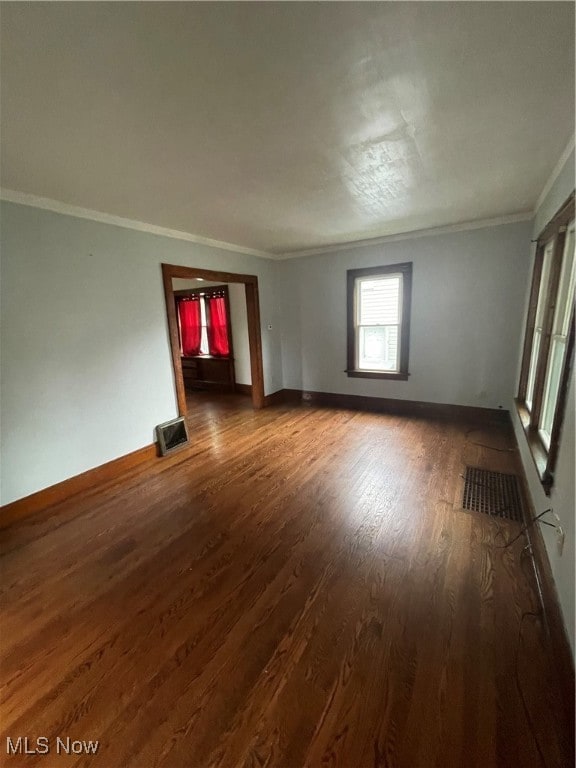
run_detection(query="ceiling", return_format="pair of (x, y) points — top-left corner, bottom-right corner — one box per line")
(1, 2), (574, 256)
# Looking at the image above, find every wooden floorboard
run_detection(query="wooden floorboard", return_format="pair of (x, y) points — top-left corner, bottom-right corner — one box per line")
(0, 397), (573, 767)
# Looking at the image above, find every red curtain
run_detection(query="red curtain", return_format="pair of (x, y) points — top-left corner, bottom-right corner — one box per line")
(207, 296), (230, 356)
(177, 298), (202, 356)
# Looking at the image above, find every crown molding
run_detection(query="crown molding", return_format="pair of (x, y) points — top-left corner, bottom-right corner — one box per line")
(1, 189), (538, 263)
(0, 189), (276, 260)
(276, 211), (534, 260)
(534, 135), (576, 214)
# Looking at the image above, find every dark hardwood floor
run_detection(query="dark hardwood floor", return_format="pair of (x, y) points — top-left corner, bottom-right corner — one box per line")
(0, 399), (573, 767)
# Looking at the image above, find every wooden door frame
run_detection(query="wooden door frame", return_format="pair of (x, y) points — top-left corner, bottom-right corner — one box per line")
(162, 263), (265, 413)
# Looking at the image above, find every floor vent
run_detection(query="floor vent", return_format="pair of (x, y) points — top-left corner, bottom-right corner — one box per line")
(462, 466), (524, 522)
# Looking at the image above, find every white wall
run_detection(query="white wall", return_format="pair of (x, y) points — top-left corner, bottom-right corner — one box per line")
(172, 278), (252, 385)
(279, 220), (532, 409)
(228, 283), (251, 385)
(510, 148), (575, 656)
(0, 202), (280, 504)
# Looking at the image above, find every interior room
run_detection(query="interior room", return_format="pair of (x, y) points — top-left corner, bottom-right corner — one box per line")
(171, 277), (252, 401)
(0, 3), (574, 766)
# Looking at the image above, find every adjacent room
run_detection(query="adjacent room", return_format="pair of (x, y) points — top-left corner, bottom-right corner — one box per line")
(171, 277), (253, 403)
(0, 2), (574, 767)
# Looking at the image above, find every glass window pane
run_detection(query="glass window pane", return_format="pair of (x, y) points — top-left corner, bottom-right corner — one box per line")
(538, 221), (574, 442)
(554, 221), (575, 337)
(525, 240), (555, 411)
(535, 240), (554, 329)
(199, 297), (209, 354)
(358, 325), (398, 371)
(526, 329), (541, 411)
(540, 338), (566, 448)
(358, 276), (401, 325)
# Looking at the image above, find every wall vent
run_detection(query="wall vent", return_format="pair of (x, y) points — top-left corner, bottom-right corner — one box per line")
(156, 416), (189, 456)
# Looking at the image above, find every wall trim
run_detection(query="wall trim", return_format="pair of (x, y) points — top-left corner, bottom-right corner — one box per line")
(0, 443), (158, 528)
(0, 188), (275, 260)
(277, 211), (534, 260)
(263, 388), (302, 407)
(534, 135), (576, 214)
(301, 390), (510, 422)
(264, 388), (509, 422)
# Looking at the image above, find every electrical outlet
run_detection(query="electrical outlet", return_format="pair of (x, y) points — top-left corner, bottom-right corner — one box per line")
(556, 525), (565, 557)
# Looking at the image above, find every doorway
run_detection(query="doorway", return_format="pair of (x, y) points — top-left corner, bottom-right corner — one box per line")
(162, 263), (265, 415)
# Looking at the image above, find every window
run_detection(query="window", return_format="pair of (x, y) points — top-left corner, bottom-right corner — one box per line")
(175, 286), (231, 358)
(347, 262), (412, 380)
(517, 193), (575, 493)
(198, 295), (209, 355)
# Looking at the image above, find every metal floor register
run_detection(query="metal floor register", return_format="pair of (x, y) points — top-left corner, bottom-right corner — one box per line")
(462, 466), (524, 522)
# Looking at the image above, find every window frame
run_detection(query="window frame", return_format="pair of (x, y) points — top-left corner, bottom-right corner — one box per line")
(516, 192), (575, 494)
(346, 262), (412, 381)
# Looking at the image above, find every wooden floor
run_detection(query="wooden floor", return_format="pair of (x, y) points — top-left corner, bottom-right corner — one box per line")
(1, 398), (573, 767)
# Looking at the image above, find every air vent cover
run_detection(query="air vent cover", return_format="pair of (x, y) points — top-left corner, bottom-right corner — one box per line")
(462, 466), (523, 522)
(156, 416), (189, 455)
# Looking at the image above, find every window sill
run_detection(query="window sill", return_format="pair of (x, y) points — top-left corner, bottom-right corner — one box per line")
(346, 370), (409, 381)
(514, 399), (553, 495)
(181, 354), (231, 360)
